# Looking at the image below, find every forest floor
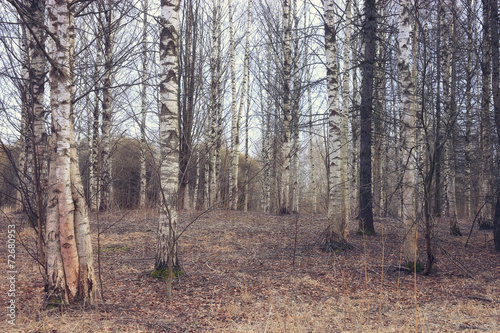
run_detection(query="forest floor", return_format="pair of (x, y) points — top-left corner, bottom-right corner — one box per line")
(0, 208), (499, 332)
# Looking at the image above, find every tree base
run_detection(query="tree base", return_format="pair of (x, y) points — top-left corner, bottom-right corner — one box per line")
(322, 227), (352, 252)
(151, 266), (183, 282)
(450, 226), (462, 236)
(403, 261), (424, 273)
(45, 296), (64, 310)
(356, 228), (376, 236)
(478, 219), (494, 230)
(279, 207), (290, 215)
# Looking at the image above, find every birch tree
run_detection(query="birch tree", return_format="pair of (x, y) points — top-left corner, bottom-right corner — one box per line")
(341, 0), (351, 224)
(280, 0), (292, 214)
(290, 0), (300, 213)
(324, 0), (348, 248)
(464, 0), (475, 219)
(208, 0), (220, 208)
(442, 0), (460, 236)
(229, 0), (253, 210)
(397, 0), (419, 266)
(139, 0), (148, 208)
(16, 0), (48, 264)
(90, 6), (102, 211)
(100, 0), (115, 211)
(154, 0), (181, 298)
(305, 2), (316, 214)
(45, 0), (96, 306)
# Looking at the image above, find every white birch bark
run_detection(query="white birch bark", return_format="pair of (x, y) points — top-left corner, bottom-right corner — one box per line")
(306, 55), (316, 214)
(215, 1), (223, 205)
(229, 0), (238, 210)
(45, 0), (96, 306)
(443, 0), (460, 235)
(324, 0), (346, 243)
(397, 0), (418, 264)
(100, 0), (114, 211)
(290, 0), (300, 213)
(341, 0), (351, 226)
(139, 0), (148, 208)
(68, 5), (96, 305)
(208, 0), (219, 207)
(243, 77), (251, 212)
(26, 0), (48, 217)
(412, 6), (423, 219)
(155, 0), (181, 285)
(260, 47), (272, 213)
(90, 14), (102, 211)
(280, 0), (292, 214)
(464, 0), (475, 219)
(350, 24), (360, 218)
(304, 3), (316, 214)
(373, 25), (384, 217)
(17, 19), (29, 211)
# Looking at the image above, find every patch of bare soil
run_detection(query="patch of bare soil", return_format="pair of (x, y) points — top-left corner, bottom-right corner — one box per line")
(1, 209), (499, 332)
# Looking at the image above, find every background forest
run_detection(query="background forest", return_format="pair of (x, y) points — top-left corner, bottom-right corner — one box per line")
(0, 0), (500, 331)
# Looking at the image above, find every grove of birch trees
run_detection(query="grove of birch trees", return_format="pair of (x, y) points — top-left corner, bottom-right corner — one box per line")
(1, 0), (500, 306)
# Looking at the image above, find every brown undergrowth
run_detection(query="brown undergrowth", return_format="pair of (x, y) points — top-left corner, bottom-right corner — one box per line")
(0, 209), (499, 332)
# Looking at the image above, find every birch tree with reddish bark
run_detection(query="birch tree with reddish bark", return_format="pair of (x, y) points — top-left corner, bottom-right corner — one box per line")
(45, 0), (96, 307)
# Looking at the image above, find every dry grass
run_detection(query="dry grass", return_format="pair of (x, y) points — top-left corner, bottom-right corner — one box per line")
(0, 209), (499, 332)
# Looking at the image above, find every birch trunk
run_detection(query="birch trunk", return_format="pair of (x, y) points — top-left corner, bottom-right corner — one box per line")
(305, 5), (316, 214)
(229, 0), (238, 210)
(444, 0), (460, 235)
(324, 0), (347, 247)
(397, 0), (419, 266)
(243, 78), (251, 213)
(280, 0), (292, 214)
(139, 0), (148, 208)
(209, 0), (219, 207)
(350, 29), (360, 218)
(464, 0), (475, 219)
(17, 20), (28, 211)
(341, 0), (351, 224)
(412, 4), (423, 219)
(155, 0), (181, 295)
(290, 0), (300, 213)
(433, 1), (444, 218)
(372, 37), (383, 217)
(28, 0), (48, 221)
(20, 0), (48, 263)
(90, 16), (101, 211)
(100, 0), (114, 211)
(262, 46), (272, 213)
(215, 1), (223, 205)
(45, 0), (96, 306)
(260, 85), (267, 212)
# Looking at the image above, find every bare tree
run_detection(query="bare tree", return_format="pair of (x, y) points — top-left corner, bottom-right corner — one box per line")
(154, 0), (181, 299)
(489, 0), (500, 252)
(324, 0), (348, 249)
(45, 0), (96, 306)
(359, 0), (376, 234)
(397, 0), (418, 266)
